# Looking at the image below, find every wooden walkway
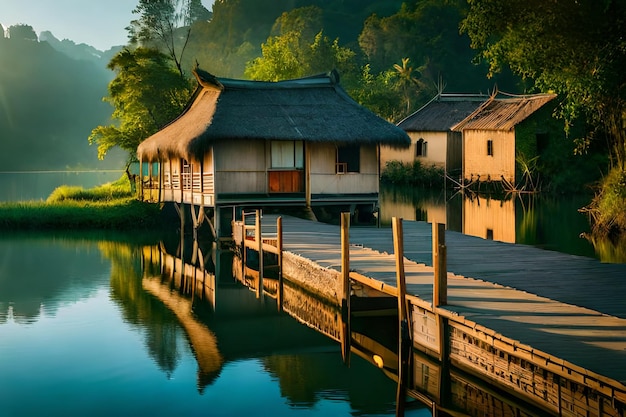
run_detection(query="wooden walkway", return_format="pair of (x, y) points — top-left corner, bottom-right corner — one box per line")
(261, 214), (626, 386)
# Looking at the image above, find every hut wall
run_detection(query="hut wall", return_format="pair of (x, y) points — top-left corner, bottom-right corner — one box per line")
(214, 139), (267, 193)
(380, 131), (447, 169)
(462, 195), (515, 243)
(309, 143), (378, 195)
(463, 130), (515, 183)
(446, 131), (463, 174)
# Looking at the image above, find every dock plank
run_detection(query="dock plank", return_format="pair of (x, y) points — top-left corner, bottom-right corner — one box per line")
(265, 214), (626, 385)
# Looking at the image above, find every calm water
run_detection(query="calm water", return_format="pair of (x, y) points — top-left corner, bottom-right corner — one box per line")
(0, 234), (428, 417)
(378, 185), (623, 263)
(0, 171), (123, 202)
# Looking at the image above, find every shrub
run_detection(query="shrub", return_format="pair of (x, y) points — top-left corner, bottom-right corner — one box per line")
(582, 168), (626, 236)
(381, 160), (445, 187)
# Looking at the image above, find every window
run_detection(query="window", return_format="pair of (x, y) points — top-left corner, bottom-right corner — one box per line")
(271, 140), (304, 168)
(337, 144), (360, 173)
(415, 138), (427, 157)
(487, 139), (494, 156)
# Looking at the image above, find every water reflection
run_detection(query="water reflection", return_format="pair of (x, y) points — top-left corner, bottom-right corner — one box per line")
(0, 233), (410, 416)
(378, 185), (611, 261)
(0, 234), (109, 324)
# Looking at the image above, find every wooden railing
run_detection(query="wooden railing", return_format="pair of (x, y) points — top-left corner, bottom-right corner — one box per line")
(141, 171), (215, 205)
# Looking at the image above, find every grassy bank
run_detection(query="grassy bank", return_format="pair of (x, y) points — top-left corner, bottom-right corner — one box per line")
(0, 176), (163, 230)
(582, 167), (626, 237)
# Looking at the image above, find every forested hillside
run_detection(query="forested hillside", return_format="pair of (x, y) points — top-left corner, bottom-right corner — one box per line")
(2, 0), (520, 171)
(0, 36), (123, 170)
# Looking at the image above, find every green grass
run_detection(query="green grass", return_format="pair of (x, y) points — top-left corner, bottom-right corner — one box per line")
(0, 175), (163, 230)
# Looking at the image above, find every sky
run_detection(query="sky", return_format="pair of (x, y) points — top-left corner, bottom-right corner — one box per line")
(1, 0), (214, 51)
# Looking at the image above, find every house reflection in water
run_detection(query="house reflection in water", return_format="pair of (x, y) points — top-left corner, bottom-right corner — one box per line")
(379, 187), (516, 244)
(462, 194), (515, 243)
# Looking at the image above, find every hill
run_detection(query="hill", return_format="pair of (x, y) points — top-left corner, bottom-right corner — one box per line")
(0, 36), (124, 170)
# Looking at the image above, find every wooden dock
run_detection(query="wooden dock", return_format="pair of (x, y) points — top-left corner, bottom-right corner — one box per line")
(243, 213), (626, 416)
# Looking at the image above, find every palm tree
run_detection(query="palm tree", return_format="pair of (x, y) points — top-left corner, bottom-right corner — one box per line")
(393, 57), (420, 114)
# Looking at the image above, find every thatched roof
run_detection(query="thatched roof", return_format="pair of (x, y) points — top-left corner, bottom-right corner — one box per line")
(138, 68), (410, 162)
(397, 94), (487, 132)
(452, 93), (557, 132)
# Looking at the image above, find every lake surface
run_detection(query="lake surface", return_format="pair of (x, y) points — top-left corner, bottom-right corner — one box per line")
(378, 185), (624, 263)
(0, 171), (123, 202)
(0, 234), (429, 417)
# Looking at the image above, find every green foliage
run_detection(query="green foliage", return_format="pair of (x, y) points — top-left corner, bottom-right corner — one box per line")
(89, 47), (193, 160)
(347, 65), (404, 121)
(462, 0), (626, 169)
(128, 0), (209, 75)
(244, 6), (356, 82)
(380, 160), (445, 187)
(358, 0), (518, 93)
(583, 168), (626, 236)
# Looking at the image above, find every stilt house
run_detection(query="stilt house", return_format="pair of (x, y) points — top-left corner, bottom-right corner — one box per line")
(136, 68), (410, 238)
(381, 94), (486, 178)
(452, 92), (557, 186)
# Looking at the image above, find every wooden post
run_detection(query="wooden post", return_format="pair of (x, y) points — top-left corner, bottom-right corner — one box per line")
(393, 217), (407, 322)
(139, 158), (144, 201)
(158, 155), (163, 203)
(241, 217), (246, 281)
(392, 217), (411, 416)
(433, 223), (447, 307)
(256, 209), (263, 300)
(305, 143), (311, 208)
(340, 212), (351, 365)
(277, 216), (284, 312)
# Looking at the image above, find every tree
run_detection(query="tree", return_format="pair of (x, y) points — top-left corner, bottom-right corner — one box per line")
(89, 48), (193, 161)
(358, 0), (518, 93)
(127, 0), (209, 76)
(244, 6), (356, 81)
(7, 24), (37, 41)
(461, 0), (626, 170)
(393, 57), (422, 114)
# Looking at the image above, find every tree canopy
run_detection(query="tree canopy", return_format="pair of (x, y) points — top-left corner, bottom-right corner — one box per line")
(127, 0), (210, 76)
(244, 7), (356, 82)
(89, 47), (193, 161)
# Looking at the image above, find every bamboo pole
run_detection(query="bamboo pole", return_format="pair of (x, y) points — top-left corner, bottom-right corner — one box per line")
(340, 212), (351, 365)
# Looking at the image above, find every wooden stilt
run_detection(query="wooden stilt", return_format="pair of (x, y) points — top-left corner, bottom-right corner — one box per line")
(256, 209), (263, 300)
(340, 212), (351, 365)
(433, 223), (447, 307)
(392, 217), (411, 416)
(277, 216), (284, 312)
